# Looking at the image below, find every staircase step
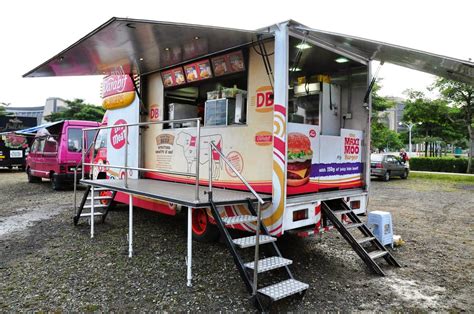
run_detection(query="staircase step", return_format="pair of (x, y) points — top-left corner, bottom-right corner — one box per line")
(80, 212), (104, 217)
(83, 204), (109, 209)
(357, 236), (375, 244)
(232, 235), (276, 248)
(345, 222), (364, 229)
(333, 209), (352, 215)
(222, 215), (257, 225)
(368, 250), (388, 260)
(87, 196), (113, 200)
(244, 256), (292, 273)
(258, 279), (309, 301)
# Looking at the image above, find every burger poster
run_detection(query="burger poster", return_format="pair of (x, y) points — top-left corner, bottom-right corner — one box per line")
(287, 123), (364, 195)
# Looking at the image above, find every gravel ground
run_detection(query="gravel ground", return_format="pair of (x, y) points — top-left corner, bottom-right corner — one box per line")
(0, 169), (472, 311)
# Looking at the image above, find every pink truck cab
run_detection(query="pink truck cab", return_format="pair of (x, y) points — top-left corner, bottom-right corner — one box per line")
(26, 120), (99, 190)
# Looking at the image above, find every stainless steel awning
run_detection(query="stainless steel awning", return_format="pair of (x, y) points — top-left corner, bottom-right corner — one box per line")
(292, 24), (474, 85)
(24, 18), (473, 85)
(23, 18), (269, 78)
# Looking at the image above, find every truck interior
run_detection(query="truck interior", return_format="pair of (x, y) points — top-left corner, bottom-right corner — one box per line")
(160, 48), (250, 129)
(288, 35), (368, 136)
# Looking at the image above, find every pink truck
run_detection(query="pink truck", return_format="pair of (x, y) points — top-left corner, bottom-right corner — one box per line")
(26, 120), (99, 190)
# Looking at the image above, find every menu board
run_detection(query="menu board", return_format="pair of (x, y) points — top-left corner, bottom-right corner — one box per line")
(161, 67), (186, 88)
(211, 50), (245, 77)
(184, 59), (213, 82)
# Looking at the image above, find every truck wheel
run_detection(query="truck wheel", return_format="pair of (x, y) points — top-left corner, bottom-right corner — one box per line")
(400, 169), (409, 179)
(191, 208), (219, 243)
(50, 174), (61, 190)
(27, 168), (41, 183)
(383, 171), (390, 182)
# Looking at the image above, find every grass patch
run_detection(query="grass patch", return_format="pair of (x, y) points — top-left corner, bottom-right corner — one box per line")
(411, 172), (474, 184)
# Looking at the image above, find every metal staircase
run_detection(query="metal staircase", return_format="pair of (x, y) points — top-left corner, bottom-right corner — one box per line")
(209, 197), (308, 311)
(73, 185), (116, 225)
(208, 142), (308, 311)
(321, 199), (401, 276)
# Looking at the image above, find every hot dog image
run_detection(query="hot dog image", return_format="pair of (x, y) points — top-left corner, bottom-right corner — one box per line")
(287, 132), (313, 186)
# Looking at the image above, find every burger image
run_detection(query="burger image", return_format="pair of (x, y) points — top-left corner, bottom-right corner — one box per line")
(287, 132), (313, 186)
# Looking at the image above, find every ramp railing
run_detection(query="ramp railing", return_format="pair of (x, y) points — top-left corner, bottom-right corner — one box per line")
(208, 141), (266, 296)
(75, 117), (202, 203)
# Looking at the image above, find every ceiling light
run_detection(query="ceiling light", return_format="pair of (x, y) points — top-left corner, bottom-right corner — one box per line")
(165, 47), (170, 51)
(139, 57), (144, 61)
(296, 43), (311, 50)
(289, 67), (301, 72)
(335, 57), (349, 63)
(194, 36), (200, 40)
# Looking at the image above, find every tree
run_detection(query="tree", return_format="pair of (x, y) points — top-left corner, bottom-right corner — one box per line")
(0, 102), (11, 116)
(370, 81), (402, 152)
(432, 78), (473, 173)
(45, 98), (105, 122)
(402, 89), (464, 157)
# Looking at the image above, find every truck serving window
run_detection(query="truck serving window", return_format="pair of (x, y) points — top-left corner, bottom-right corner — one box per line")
(162, 49), (249, 129)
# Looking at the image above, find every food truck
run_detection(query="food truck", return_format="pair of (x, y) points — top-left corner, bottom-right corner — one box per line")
(0, 116), (36, 170)
(24, 18), (473, 310)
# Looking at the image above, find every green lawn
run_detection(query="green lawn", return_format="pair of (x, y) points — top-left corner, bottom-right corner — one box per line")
(410, 172), (474, 184)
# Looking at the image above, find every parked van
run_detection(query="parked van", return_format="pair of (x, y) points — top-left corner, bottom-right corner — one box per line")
(26, 120), (99, 189)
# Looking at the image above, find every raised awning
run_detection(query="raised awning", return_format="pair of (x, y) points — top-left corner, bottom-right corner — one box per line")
(292, 24), (474, 85)
(23, 18), (269, 78)
(13, 120), (64, 136)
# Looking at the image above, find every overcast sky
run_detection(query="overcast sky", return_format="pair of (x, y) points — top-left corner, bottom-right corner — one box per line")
(0, 0), (472, 107)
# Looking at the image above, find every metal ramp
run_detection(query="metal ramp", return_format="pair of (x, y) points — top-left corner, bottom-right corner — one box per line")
(73, 185), (116, 226)
(321, 199), (401, 276)
(209, 196), (308, 311)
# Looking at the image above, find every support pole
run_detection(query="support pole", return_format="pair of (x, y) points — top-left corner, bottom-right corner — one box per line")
(195, 121), (201, 202)
(82, 129), (85, 180)
(252, 201), (261, 295)
(129, 193), (133, 258)
(187, 206), (192, 287)
(90, 185), (95, 238)
(73, 168), (77, 216)
(124, 125), (129, 188)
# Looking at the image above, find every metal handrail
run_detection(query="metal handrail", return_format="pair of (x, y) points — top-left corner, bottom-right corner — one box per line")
(209, 142), (264, 205)
(82, 163), (197, 178)
(81, 117), (199, 132)
(208, 141), (264, 296)
(74, 118), (202, 215)
(73, 131), (97, 216)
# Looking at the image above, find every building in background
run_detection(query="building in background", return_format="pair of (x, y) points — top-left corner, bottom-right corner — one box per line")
(4, 106), (43, 124)
(378, 97), (406, 132)
(5, 97), (67, 124)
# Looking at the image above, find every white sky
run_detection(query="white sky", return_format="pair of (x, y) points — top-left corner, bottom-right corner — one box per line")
(0, 0), (472, 107)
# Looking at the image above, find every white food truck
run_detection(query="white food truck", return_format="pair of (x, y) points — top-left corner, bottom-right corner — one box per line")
(24, 18), (473, 310)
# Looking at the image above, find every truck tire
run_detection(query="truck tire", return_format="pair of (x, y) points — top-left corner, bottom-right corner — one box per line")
(191, 208), (220, 243)
(50, 174), (61, 190)
(27, 168), (41, 183)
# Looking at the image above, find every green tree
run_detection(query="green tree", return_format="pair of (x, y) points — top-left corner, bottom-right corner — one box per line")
(432, 78), (473, 173)
(370, 81), (402, 152)
(45, 98), (105, 122)
(402, 90), (463, 157)
(0, 102), (10, 116)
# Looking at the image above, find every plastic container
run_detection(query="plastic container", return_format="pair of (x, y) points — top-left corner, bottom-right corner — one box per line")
(368, 211), (394, 248)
